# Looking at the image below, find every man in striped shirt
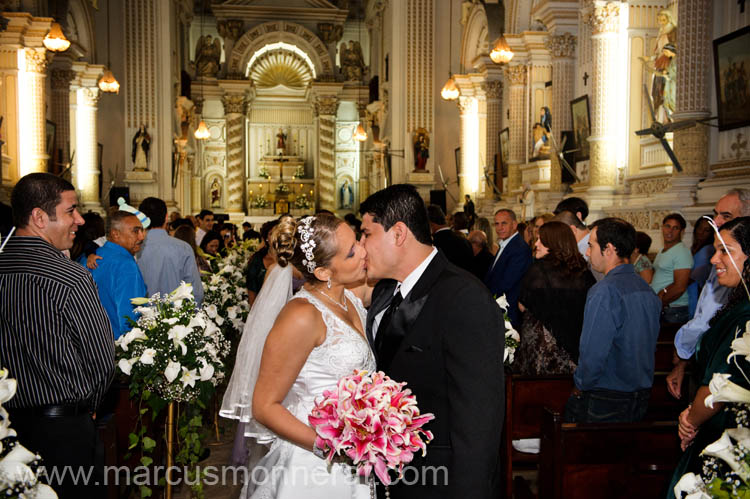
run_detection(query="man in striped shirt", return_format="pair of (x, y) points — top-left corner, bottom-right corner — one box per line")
(0, 173), (114, 498)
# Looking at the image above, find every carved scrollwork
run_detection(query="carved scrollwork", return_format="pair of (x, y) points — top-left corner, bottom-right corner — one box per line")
(217, 19), (244, 41)
(316, 95), (339, 116)
(221, 94), (247, 115)
(545, 32), (577, 58)
(481, 80), (503, 99)
(80, 87), (101, 107)
(50, 69), (76, 89)
(586, 2), (621, 35)
(505, 65), (527, 86)
(24, 49), (48, 73)
(629, 177), (672, 195)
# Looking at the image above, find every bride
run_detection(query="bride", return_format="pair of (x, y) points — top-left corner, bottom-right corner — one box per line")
(221, 214), (373, 498)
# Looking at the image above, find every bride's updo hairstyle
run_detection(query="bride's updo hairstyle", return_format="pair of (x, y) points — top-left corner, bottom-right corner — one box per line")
(273, 214), (343, 282)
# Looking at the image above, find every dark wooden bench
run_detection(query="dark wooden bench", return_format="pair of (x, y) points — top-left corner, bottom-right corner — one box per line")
(501, 374), (574, 498)
(538, 408), (681, 499)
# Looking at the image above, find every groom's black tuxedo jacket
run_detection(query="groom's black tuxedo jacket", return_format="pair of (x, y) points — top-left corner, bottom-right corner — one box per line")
(366, 251), (505, 499)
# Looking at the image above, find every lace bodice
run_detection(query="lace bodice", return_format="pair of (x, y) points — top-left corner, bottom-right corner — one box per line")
(285, 288), (375, 419)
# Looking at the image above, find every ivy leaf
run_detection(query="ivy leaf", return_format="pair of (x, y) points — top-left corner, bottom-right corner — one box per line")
(142, 436), (157, 451)
(140, 456), (153, 467)
(128, 433), (139, 450)
(140, 485), (153, 498)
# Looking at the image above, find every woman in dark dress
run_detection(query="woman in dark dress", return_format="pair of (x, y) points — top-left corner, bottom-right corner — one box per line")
(667, 217), (750, 498)
(515, 221), (596, 375)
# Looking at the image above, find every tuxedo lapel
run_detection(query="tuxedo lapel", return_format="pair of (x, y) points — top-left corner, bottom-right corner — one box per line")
(378, 253), (448, 370)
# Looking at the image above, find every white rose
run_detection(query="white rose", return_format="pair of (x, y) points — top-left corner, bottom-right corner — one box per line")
(215, 316), (224, 326)
(227, 306), (238, 319)
(164, 360), (181, 383)
(139, 348), (157, 365)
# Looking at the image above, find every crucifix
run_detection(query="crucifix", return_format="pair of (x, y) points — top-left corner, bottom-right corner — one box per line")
(583, 72), (589, 86)
(275, 153), (289, 184)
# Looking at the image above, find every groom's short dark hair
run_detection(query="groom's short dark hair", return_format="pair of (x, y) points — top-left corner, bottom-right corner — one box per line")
(360, 184), (432, 245)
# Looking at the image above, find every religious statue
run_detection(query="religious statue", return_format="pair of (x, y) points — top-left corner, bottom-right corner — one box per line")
(339, 179), (353, 209)
(174, 95), (194, 140)
(413, 128), (430, 171)
(276, 128), (287, 155)
(532, 107), (552, 159)
(195, 35), (221, 78)
(132, 124), (151, 171)
(519, 183), (535, 221)
(339, 40), (365, 81)
(210, 178), (221, 207)
(639, 9), (677, 122)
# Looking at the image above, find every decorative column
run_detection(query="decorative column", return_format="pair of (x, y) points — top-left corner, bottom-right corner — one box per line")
(191, 95), (204, 212)
(586, 2), (621, 188)
(545, 32), (577, 191)
(506, 64), (527, 193)
(315, 95), (339, 212)
(72, 87), (102, 212)
(672, 0), (711, 179)
(19, 48), (49, 175)
(481, 79), (503, 196)
(220, 88), (248, 214)
(49, 66), (76, 170)
(457, 95), (479, 199)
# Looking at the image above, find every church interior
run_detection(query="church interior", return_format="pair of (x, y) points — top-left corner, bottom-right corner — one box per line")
(0, 0), (748, 247)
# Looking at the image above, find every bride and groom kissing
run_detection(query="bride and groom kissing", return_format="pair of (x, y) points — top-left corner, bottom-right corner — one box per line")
(221, 184), (506, 499)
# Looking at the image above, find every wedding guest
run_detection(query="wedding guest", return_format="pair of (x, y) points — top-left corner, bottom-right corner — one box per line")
(452, 211), (470, 236)
(552, 210), (604, 281)
(427, 204), (473, 271)
(173, 224), (210, 273)
(666, 217), (750, 498)
(246, 219), (280, 308)
(70, 211), (105, 262)
(516, 221), (596, 375)
(529, 213), (554, 257)
(475, 216), (499, 255)
(0, 173), (114, 498)
(687, 216), (715, 318)
(87, 211), (147, 339)
(137, 196), (204, 304)
(195, 209), (215, 246)
(242, 221), (261, 241)
(554, 196), (589, 223)
(631, 231), (654, 284)
(468, 229), (495, 280)
(651, 213), (693, 324)
(199, 230), (225, 258)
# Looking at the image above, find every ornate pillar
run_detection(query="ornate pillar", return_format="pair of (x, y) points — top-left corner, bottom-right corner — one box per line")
(49, 67), (76, 171)
(545, 33), (577, 191)
(220, 91), (247, 214)
(315, 95), (338, 212)
(457, 95), (479, 199)
(73, 87), (102, 211)
(506, 64), (527, 193)
(673, 0), (711, 179)
(20, 48), (49, 175)
(586, 2), (621, 188)
(481, 80), (503, 197)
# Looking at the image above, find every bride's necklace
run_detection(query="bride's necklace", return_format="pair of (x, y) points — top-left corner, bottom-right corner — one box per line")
(316, 289), (348, 312)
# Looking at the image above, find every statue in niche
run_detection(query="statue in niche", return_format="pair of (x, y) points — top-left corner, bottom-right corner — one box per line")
(639, 9), (677, 122)
(132, 124), (151, 171)
(532, 107), (551, 159)
(276, 128), (287, 155)
(340, 40), (365, 81)
(195, 35), (221, 77)
(339, 179), (354, 209)
(413, 128), (430, 171)
(174, 95), (194, 140)
(210, 178), (221, 208)
(519, 183), (535, 221)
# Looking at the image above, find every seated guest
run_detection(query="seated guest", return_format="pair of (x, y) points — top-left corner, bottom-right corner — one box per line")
(667, 217), (750, 498)
(427, 204), (473, 271)
(687, 215), (715, 318)
(564, 218), (661, 423)
(651, 213), (693, 324)
(87, 211), (147, 339)
(516, 221), (596, 375)
(631, 231), (654, 284)
(468, 229), (495, 280)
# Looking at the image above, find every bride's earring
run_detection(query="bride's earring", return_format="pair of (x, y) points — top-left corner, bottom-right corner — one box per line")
(327, 277), (332, 289)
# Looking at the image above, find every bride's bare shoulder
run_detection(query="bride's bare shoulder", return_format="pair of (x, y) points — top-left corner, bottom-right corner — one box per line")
(270, 298), (326, 344)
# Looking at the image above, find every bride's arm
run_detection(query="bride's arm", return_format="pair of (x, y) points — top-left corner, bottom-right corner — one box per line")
(252, 300), (327, 451)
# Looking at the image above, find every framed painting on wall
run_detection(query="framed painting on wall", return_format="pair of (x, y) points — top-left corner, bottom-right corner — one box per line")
(570, 95), (591, 162)
(713, 25), (750, 131)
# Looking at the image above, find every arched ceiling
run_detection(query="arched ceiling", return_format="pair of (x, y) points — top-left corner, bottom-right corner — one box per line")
(249, 48), (313, 88)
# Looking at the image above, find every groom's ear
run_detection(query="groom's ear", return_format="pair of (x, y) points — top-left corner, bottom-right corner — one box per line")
(390, 221), (410, 247)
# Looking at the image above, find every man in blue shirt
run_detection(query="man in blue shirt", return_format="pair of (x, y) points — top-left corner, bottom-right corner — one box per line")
(137, 197), (204, 304)
(666, 188), (750, 399)
(87, 211), (147, 339)
(565, 217), (662, 423)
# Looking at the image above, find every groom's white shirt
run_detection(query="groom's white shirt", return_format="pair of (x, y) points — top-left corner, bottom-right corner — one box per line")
(372, 247), (438, 339)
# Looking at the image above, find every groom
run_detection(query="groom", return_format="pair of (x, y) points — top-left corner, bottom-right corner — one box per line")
(360, 184), (505, 499)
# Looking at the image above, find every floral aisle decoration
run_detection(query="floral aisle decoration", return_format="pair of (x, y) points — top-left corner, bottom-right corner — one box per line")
(674, 320), (750, 499)
(496, 295), (520, 365)
(308, 370), (434, 497)
(0, 368), (57, 498)
(294, 193), (313, 210)
(116, 282), (230, 498)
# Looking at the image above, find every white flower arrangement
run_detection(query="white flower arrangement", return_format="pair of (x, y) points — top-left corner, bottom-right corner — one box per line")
(251, 195), (269, 209)
(116, 282), (230, 403)
(275, 183), (290, 194)
(294, 193), (313, 210)
(496, 295), (520, 365)
(0, 368), (58, 498)
(293, 165), (305, 179)
(258, 167), (270, 179)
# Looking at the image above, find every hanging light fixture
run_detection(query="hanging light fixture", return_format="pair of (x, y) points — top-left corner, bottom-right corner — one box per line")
(441, 0), (459, 101)
(354, 0), (367, 142)
(194, 1), (209, 140)
(489, 35), (514, 64)
(98, 0), (119, 93)
(43, 22), (71, 52)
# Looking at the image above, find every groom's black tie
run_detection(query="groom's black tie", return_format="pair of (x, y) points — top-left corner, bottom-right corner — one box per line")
(375, 290), (403, 353)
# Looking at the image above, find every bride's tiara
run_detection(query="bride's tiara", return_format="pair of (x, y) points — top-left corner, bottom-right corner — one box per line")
(297, 216), (317, 274)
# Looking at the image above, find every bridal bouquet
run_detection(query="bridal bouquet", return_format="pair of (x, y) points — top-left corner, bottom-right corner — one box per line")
(496, 295), (520, 365)
(0, 368), (57, 498)
(116, 282), (231, 403)
(674, 320), (750, 498)
(308, 370), (435, 485)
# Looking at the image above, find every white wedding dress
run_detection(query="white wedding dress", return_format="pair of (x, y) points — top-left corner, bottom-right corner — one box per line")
(242, 286), (375, 499)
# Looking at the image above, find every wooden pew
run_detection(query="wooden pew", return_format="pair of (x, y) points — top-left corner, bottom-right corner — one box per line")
(538, 408), (681, 499)
(501, 374), (574, 498)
